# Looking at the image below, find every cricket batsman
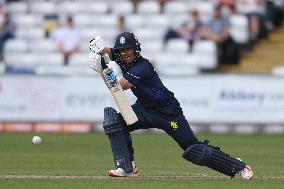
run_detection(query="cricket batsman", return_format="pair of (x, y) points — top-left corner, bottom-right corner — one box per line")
(89, 32), (253, 179)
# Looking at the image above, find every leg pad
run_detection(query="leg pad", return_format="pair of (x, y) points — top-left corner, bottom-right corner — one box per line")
(103, 107), (133, 173)
(183, 140), (246, 177)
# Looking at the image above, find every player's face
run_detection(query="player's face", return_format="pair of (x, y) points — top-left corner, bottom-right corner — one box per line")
(119, 48), (135, 64)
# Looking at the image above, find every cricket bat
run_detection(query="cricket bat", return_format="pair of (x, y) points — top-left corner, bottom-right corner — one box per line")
(100, 53), (138, 125)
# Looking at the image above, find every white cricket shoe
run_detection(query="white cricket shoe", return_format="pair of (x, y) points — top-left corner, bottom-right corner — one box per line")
(236, 158), (253, 179)
(108, 162), (138, 177)
(239, 165), (253, 179)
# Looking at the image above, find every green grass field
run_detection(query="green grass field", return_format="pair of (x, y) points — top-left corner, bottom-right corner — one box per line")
(0, 133), (283, 189)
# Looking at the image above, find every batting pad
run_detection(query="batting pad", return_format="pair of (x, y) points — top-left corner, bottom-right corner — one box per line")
(103, 107), (133, 173)
(183, 140), (246, 178)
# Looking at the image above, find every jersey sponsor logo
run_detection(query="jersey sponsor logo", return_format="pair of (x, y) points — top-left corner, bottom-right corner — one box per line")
(169, 121), (178, 130)
(127, 72), (140, 79)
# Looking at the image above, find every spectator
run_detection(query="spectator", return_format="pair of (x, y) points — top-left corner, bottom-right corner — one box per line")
(0, 12), (15, 62)
(265, 0), (283, 30)
(118, 15), (129, 33)
(156, 0), (175, 11)
(55, 16), (81, 66)
(218, 0), (236, 15)
(164, 9), (203, 51)
(130, 0), (140, 13)
(236, 0), (266, 41)
(201, 5), (240, 64)
(43, 14), (58, 38)
(0, 0), (6, 14)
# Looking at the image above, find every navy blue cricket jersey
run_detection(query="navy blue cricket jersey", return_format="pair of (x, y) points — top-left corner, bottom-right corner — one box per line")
(111, 51), (175, 107)
(110, 50), (199, 150)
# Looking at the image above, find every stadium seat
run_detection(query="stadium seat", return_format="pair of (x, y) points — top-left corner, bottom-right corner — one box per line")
(4, 39), (29, 53)
(74, 14), (93, 28)
(16, 27), (45, 40)
(13, 14), (43, 28)
(272, 65), (284, 75)
(93, 15), (118, 28)
(5, 52), (63, 67)
(30, 39), (58, 53)
(75, 14), (117, 28)
(230, 14), (250, 44)
(6, 2), (28, 14)
(79, 2), (109, 14)
(143, 15), (169, 28)
(80, 28), (117, 44)
(140, 39), (164, 54)
(110, 1), (134, 15)
(137, 1), (161, 14)
(75, 13), (116, 28)
(192, 40), (217, 54)
(133, 28), (165, 41)
(163, 1), (188, 15)
(80, 40), (90, 53)
(165, 39), (189, 53)
(194, 1), (214, 23)
(57, 2), (82, 15)
(5, 53), (39, 67)
(30, 1), (56, 15)
(69, 53), (89, 65)
(167, 14), (189, 28)
(192, 40), (218, 69)
(154, 52), (201, 67)
(125, 15), (144, 30)
(153, 53), (200, 76)
(37, 53), (64, 65)
(77, 28), (94, 41)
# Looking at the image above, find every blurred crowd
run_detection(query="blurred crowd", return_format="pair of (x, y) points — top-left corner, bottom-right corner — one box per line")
(163, 0), (283, 64)
(0, 0), (15, 62)
(0, 0), (284, 74)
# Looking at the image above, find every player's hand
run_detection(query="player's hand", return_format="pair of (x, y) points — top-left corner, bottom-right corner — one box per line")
(89, 51), (103, 73)
(90, 36), (105, 54)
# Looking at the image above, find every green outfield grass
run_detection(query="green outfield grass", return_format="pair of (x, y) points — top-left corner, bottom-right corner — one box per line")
(0, 133), (283, 189)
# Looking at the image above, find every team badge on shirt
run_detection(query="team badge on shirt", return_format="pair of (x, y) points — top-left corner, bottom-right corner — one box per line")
(120, 37), (125, 44)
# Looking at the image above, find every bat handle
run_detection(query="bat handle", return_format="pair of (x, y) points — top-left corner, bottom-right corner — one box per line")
(100, 54), (108, 70)
(100, 53), (111, 70)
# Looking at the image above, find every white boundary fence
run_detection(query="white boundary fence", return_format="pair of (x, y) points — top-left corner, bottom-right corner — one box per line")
(0, 74), (284, 133)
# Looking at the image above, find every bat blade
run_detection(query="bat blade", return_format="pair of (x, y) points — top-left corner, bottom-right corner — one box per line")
(101, 67), (138, 125)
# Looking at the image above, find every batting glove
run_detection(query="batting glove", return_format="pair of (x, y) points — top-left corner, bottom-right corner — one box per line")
(89, 51), (103, 73)
(90, 36), (105, 54)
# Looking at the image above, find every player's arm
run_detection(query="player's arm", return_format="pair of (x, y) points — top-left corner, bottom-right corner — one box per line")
(119, 77), (134, 90)
(122, 63), (149, 91)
